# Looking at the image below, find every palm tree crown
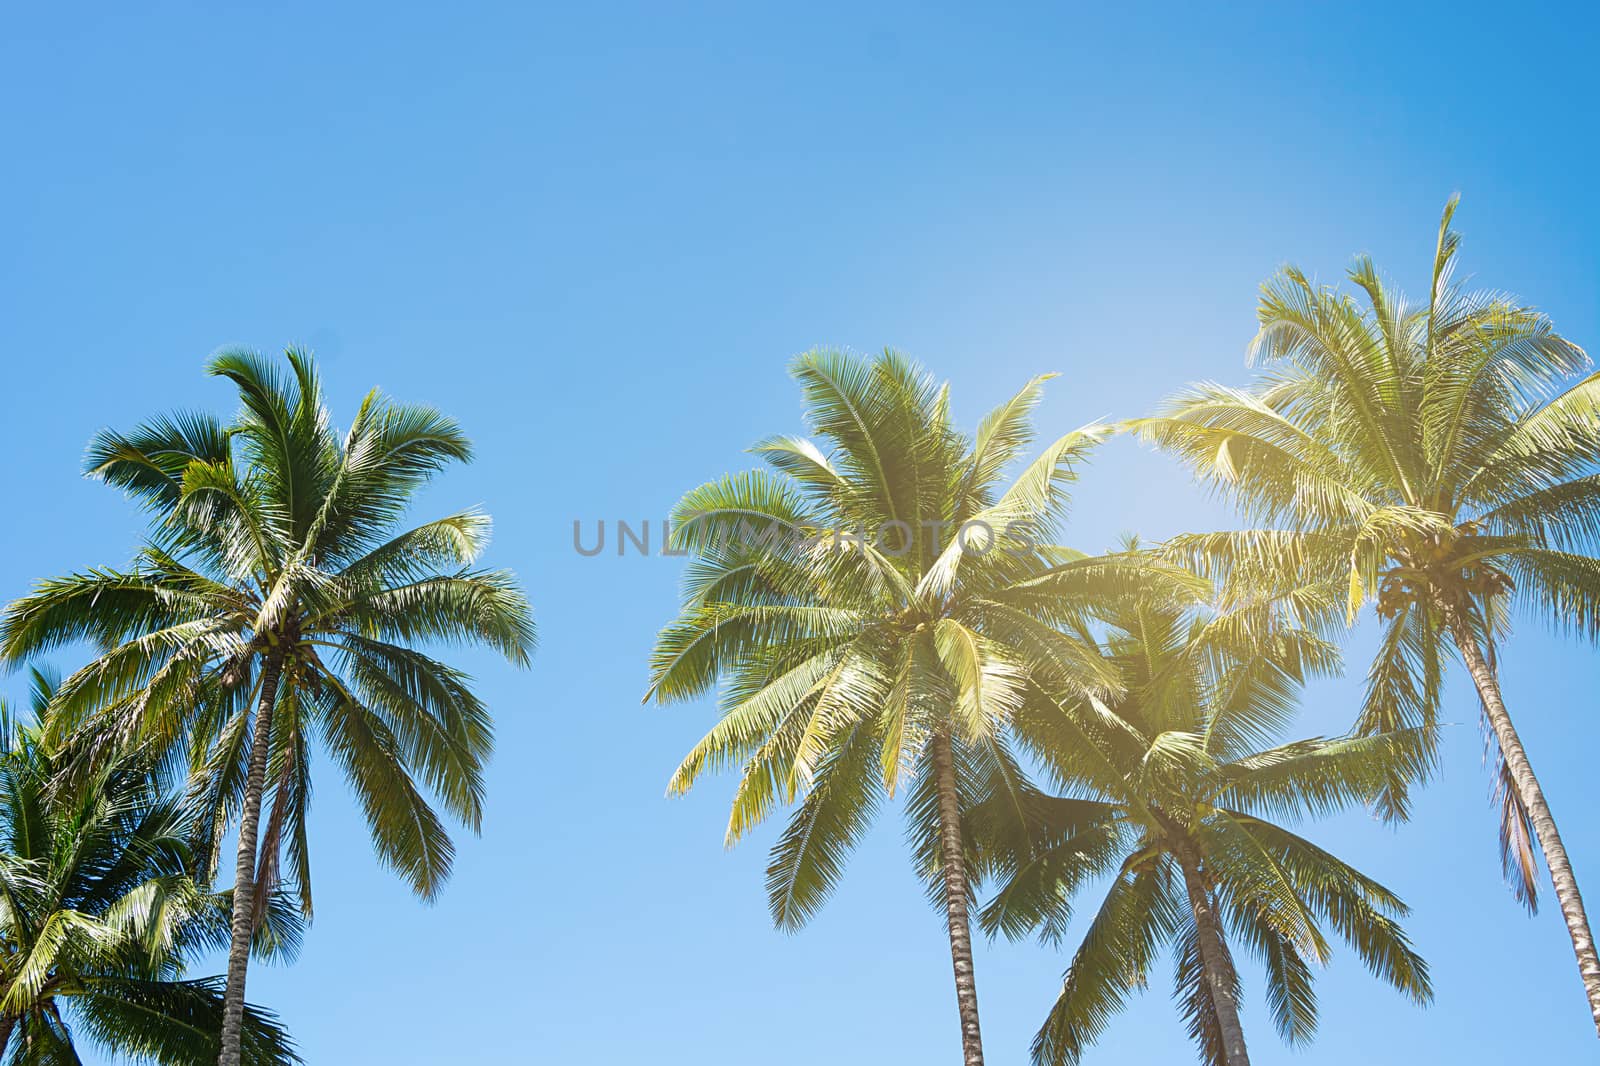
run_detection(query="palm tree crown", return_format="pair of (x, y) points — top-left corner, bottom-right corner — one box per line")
(1136, 198), (1600, 1031)
(981, 592), (1431, 1066)
(0, 670), (299, 1066)
(647, 348), (1189, 1066)
(0, 348), (536, 1065)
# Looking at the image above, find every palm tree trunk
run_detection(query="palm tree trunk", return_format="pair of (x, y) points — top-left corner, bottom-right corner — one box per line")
(1176, 850), (1250, 1066)
(0, 1014), (14, 1058)
(1441, 604), (1600, 1036)
(218, 646), (285, 1066)
(932, 730), (984, 1066)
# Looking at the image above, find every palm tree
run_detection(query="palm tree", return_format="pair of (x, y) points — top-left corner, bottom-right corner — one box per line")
(0, 669), (300, 1065)
(645, 349), (1190, 1066)
(978, 591), (1431, 1066)
(0, 349), (537, 1066)
(1135, 198), (1600, 1032)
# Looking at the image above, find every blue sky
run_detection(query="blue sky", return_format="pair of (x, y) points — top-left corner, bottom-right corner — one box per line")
(3, 2), (1599, 1062)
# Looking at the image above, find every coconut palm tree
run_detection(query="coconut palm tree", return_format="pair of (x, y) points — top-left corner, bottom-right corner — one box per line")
(978, 592), (1431, 1066)
(0, 349), (537, 1066)
(645, 349), (1193, 1066)
(1134, 198), (1600, 1032)
(0, 669), (300, 1065)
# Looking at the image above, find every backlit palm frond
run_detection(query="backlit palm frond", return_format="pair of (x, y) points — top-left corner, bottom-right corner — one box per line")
(1356, 601), (1445, 821)
(1031, 859), (1180, 1066)
(1225, 814), (1431, 1005)
(1135, 381), (1376, 529)
(954, 373), (1057, 521)
(1493, 749), (1541, 912)
(765, 723), (883, 931)
(313, 687), (454, 902)
(1218, 730), (1428, 823)
(1215, 896), (1316, 1049)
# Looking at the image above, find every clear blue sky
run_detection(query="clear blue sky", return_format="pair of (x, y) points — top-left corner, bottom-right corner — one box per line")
(3, 3), (1599, 1062)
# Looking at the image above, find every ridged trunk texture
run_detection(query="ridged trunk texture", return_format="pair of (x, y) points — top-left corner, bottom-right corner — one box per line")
(217, 645), (285, 1066)
(932, 731), (985, 1066)
(1442, 603), (1600, 1037)
(1176, 849), (1251, 1066)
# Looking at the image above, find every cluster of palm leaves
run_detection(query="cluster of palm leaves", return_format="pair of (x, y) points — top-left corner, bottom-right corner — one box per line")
(0, 669), (299, 1065)
(0, 352), (534, 1064)
(648, 200), (1600, 1064)
(0, 200), (1591, 1065)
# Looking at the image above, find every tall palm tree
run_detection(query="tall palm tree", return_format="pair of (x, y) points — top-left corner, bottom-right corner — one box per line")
(979, 592), (1431, 1066)
(0, 349), (537, 1066)
(1135, 198), (1600, 1032)
(0, 669), (300, 1065)
(645, 349), (1190, 1066)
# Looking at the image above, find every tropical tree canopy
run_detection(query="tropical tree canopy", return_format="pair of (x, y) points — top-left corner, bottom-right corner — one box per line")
(0, 670), (299, 1066)
(977, 591), (1431, 1066)
(1134, 198), (1600, 1031)
(646, 348), (1198, 1066)
(0, 348), (536, 1066)
(1135, 197), (1598, 839)
(1, 348), (536, 911)
(648, 347), (1172, 921)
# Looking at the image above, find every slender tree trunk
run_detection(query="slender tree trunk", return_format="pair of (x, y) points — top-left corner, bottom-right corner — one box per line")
(0, 1013), (15, 1059)
(218, 645), (286, 1066)
(1176, 850), (1251, 1066)
(1441, 604), (1600, 1036)
(931, 730), (984, 1066)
